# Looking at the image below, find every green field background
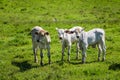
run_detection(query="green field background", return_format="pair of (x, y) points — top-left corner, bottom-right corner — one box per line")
(0, 0), (120, 80)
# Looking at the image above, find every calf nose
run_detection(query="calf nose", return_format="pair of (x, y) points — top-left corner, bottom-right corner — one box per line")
(59, 37), (62, 40)
(37, 40), (39, 42)
(76, 36), (79, 38)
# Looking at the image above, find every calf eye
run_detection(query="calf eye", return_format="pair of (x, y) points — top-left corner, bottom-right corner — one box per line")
(35, 32), (39, 35)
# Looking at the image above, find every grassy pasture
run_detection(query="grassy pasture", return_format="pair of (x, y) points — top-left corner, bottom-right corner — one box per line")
(0, 0), (120, 80)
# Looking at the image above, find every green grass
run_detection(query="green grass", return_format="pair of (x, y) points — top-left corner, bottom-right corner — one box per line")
(0, 0), (120, 80)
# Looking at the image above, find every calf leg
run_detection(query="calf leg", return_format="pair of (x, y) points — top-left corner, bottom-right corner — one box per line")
(99, 37), (106, 61)
(61, 44), (65, 61)
(47, 47), (51, 64)
(76, 43), (79, 60)
(33, 47), (38, 63)
(101, 42), (106, 61)
(40, 49), (44, 66)
(97, 44), (102, 61)
(82, 47), (87, 64)
(68, 45), (71, 62)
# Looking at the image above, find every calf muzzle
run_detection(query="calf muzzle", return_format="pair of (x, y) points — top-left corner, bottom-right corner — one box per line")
(76, 36), (79, 38)
(59, 37), (62, 40)
(37, 40), (39, 42)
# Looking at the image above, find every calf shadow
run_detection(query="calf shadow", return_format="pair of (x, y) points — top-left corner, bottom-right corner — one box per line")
(55, 60), (64, 66)
(85, 61), (98, 64)
(69, 59), (82, 65)
(55, 59), (81, 65)
(69, 61), (81, 65)
(69, 60), (98, 65)
(109, 63), (120, 71)
(11, 60), (38, 72)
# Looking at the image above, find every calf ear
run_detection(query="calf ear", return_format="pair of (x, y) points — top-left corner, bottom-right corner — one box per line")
(56, 28), (58, 31)
(81, 28), (85, 32)
(69, 31), (74, 34)
(64, 30), (69, 33)
(45, 32), (49, 35)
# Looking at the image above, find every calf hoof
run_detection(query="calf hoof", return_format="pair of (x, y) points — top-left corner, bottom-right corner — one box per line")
(34, 60), (38, 63)
(49, 61), (51, 65)
(40, 62), (43, 66)
(98, 58), (100, 62)
(82, 61), (85, 64)
(67, 59), (70, 63)
(68, 60), (70, 63)
(61, 58), (64, 62)
(76, 57), (79, 60)
(102, 58), (105, 62)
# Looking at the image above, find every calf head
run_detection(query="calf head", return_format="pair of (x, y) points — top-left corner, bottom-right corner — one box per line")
(56, 28), (65, 40)
(35, 30), (51, 43)
(74, 27), (84, 38)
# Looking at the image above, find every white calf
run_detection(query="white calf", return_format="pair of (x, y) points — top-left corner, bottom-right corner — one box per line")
(73, 28), (106, 63)
(31, 26), (51, 65)
(56, 26), (82, 62)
